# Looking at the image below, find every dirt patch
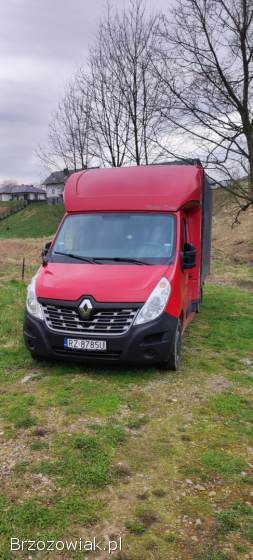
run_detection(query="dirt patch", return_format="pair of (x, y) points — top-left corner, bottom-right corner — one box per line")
(64, 416), (107, 433)
(0, 440), (28, 479)
(206, 375), (232, 394)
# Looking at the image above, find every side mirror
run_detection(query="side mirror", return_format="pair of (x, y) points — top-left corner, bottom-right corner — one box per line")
(182, 242), (196, 269)
(41, 241), (52, 265)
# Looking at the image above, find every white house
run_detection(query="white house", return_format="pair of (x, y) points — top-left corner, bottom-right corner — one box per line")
(0, 184), (46, 202)
(42, 169), (83, 204)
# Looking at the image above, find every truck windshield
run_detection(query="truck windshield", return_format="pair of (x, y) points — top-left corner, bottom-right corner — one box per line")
(51, 213), (176, 265)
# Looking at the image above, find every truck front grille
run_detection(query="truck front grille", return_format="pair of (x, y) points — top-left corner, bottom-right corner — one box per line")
(41, 303), (139, 335)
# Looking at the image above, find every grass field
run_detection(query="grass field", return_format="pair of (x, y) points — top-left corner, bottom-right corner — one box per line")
(0, 202), (64, 238)
(0, 198), (253, 559)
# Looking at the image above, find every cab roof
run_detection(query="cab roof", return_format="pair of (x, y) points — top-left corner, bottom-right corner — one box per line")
(64, 164), (204, 213)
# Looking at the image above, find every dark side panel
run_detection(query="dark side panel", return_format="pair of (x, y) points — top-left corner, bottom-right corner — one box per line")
(201, 175), (213, 283)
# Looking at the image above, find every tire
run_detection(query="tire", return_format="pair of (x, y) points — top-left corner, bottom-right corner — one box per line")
(30, 351), (44, 362)
(160, 320), (182, 371)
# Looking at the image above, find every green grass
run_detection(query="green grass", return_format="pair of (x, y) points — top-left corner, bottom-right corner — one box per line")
(201, 451), (246, 478)
(32, 434), (112, 488)
(0, 202), (64, 238)
(184, 284), (253, 365)
(1, 271), (253, 559)
(209, 392), (253, 422)
(0, 494), (101, 559)
(38, 375), (121, 417)
(30, 440), (49, 451)
(0, 393), (37, 428)
(126, 414), (149, 429)
(217, 503), (253, 544)
(126, 519), (147, 534)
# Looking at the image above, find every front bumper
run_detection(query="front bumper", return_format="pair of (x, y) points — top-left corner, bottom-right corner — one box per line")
(23, 310), (178, 365)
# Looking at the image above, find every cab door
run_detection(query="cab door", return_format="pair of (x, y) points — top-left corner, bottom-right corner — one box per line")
(181, 216), (195, 318)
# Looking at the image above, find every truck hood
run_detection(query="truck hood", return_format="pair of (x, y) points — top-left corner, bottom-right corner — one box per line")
(35, 263), (173, 303)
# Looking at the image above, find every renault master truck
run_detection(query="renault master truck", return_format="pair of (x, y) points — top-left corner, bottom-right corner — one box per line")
(23, 161), (212, 370)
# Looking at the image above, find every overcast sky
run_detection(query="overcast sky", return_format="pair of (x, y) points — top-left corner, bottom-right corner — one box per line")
(0, 0), (171, 185)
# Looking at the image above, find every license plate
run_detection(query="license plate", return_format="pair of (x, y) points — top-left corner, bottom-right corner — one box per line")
(64, 338), (107, 351)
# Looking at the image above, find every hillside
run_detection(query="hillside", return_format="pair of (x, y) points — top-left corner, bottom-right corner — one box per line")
(212, 190), (253, 265)
(0, 200), (26, 217)
(0, 202), (64, 238)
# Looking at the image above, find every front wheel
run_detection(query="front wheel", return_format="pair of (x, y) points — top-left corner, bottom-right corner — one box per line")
(160, 320), (182, 371)
(30, 351), (45, 362)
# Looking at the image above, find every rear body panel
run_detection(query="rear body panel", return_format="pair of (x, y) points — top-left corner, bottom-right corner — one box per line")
(64, 165), (204, 213)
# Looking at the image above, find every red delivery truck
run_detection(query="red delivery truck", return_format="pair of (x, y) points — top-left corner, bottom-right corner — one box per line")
(23, 160), (212, 370)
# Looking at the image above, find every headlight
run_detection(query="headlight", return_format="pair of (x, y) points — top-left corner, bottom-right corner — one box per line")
(26, 277), (44, 320)
(134, 277), (171, 326)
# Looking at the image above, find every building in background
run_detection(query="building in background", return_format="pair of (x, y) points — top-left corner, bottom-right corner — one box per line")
(42, 167), (102, 204)
(42, 169), (82, 204)
(0, 184), (46, 202)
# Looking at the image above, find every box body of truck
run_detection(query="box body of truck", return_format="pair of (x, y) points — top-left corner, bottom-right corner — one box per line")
(23, 162), (212, 369)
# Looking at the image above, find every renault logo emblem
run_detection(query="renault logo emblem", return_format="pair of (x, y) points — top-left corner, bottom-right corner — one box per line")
(79, 298), (93, 320)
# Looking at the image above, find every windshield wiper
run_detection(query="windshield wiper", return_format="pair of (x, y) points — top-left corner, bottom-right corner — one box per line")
(93, 257), (151, 265)
(54, 252), (151, 265)
(54, 251), (99, 264)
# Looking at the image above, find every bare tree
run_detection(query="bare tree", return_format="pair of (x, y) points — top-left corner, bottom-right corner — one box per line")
(156, 0), (253, 218)
(38, 78), (93, 172)
(39, 0), (165, 172)
(0, 179), (18, 187)
(82, 39), (131, 167)
(89, 0), (164, 166)
(39, 0), (177, 173)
